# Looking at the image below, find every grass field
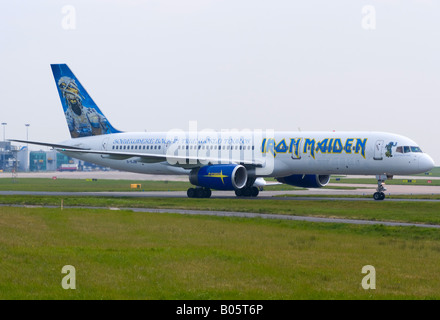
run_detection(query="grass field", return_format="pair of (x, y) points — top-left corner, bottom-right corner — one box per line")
(331, 177), (440, 186)
(0, 177), (302, 192)
(1, 206), (440, 299)
(1, 195), (440, 225)
(416, 167), (440, 177)
(1, 176), (439, 194)
(0, 178), (192, 192)
(1, 176), (440, 299)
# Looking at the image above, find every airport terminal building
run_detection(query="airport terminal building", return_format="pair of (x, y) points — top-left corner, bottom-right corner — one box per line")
(0, 141), (106, 172)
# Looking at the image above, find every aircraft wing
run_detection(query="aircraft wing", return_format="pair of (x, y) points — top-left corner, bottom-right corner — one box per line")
(57, 147), (264, 168)
(9, 139), (264, 168)
(8, 139), (90, 150)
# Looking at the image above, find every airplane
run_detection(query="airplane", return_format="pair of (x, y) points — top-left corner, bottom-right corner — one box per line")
(10, 64), (435, 200)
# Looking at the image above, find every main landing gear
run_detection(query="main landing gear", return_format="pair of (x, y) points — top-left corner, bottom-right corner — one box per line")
(186, 186), (260, 198)
(234, 186), (259, 197)
(187, 187), (212, 198)
(373, 174), (388, 201)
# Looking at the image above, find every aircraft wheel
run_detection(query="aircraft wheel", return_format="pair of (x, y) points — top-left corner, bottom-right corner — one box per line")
(373, 192), (385, 201)
(203, 188), (212, 198)
(195, 188), (205, 198)
(242, 187), (252, 197)
(250, 187), (259, 197)
(235, 189), (243, 197)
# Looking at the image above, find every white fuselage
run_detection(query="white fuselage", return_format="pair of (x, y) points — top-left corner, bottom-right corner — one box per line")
(59, 131), (435, 178)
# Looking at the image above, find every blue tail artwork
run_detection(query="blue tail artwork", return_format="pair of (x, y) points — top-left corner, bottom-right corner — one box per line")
(51, 64), (121, 138)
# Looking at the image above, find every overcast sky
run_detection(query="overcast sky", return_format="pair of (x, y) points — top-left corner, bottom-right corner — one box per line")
(1, 0), (439, 163)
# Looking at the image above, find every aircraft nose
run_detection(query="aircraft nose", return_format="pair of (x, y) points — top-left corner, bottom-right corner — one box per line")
(419, 154), (435, 172)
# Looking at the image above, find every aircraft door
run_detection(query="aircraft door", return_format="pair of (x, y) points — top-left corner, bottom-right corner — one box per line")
(290, 138), (302, 160)
(373, 140), (384, 160)
(102, 137), (110, 151)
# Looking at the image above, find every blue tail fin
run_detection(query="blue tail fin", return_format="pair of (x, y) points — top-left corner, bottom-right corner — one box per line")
(51, 64), (121, 138)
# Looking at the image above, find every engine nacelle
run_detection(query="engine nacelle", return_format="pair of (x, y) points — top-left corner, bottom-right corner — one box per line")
(189, 164), (248, 190)
(277, 174), (330, 188)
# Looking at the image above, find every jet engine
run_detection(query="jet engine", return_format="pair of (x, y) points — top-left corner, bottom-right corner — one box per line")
(277, 174), (330, 188)
(189, 164), (248, 190)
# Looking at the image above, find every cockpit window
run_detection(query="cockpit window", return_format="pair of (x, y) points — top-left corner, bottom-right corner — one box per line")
(410, 146), (422, 153)
(396, 145), (423, 154)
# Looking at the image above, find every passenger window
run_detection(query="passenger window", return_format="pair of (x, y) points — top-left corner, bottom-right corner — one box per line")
(396, 146), (403, 153)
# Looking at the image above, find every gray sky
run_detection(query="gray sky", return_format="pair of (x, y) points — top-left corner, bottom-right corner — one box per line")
(1, 0), (439, 164)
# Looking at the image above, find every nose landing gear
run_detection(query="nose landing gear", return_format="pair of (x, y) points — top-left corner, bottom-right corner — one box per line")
(373, 174), (390, 201)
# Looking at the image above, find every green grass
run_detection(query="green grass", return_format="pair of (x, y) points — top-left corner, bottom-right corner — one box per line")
(331, 178), (440, 186)
(1, 195), (440, 225)
(1, 206), (440, 299)
(3, 176), (439, 193)
(274, 193), (440, 200)
(0, 177), (358, 192)
(2, 175), (440, 299)
(0, 178), (191, 192)
(415, 167), (440, 177)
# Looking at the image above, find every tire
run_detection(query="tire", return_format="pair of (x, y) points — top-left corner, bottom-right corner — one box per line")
(235, 189), (242, 197)
(204, 188), (212, 198)
(250, 187), (259, 197)
(187, 188), (195, 198)
(195, 188), (205, 198)
(242, 187), (252, 197)
(373, 192), (384, 201)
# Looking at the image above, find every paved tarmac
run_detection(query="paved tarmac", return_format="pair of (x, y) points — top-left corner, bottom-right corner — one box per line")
(1, 203), (439, 229)
(2, 171), (440, 197)
(2, 171), (440, 228)
(1, 189), (440, 203)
